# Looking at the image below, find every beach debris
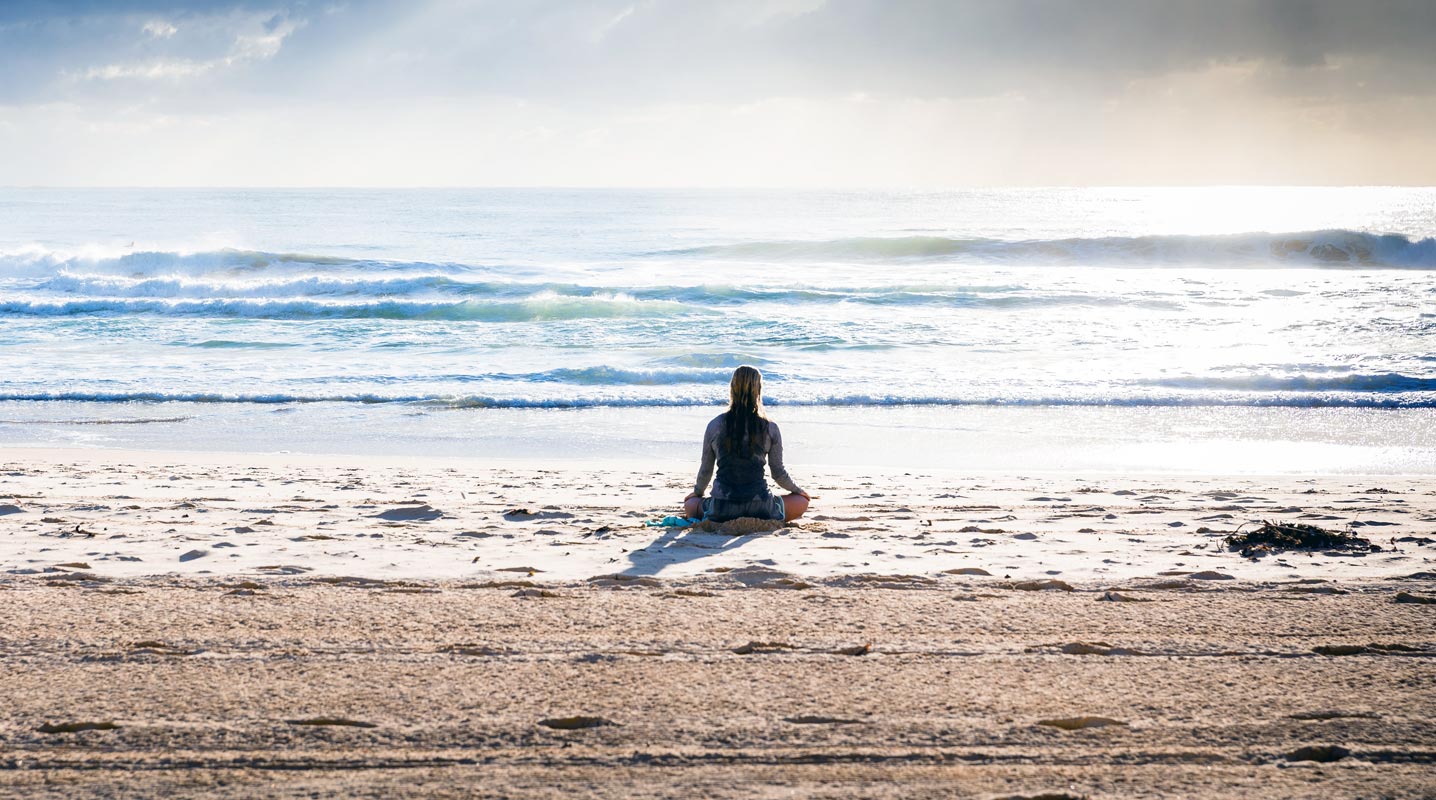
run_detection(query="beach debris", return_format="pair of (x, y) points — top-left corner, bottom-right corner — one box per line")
(1394, 591), (1436, 604)
(1013, 579), (1073, 592)
(0, 504), (22, 515)
(1188, 571), (1234, 580)
(945, 567), (992, 576)
(55, 562), (92, 570)
(1285, 745), (1350, 763)
(784, 715), (861, 725)
(37, 721), (119, 734)
(512, 588), (561, 598)
(538, 715), (614, 730)
(286, 717), (378, 728)
(178, 549), (208, 562)
(1097, 591), (1151, 602)
(373, 503), (444, 521)
(1036, 716), (1127, 731)
(1224, 521), (1376, 558)
(832, 643), (872, 656)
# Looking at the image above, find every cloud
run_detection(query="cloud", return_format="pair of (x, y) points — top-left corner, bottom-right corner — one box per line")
(141, 19), (176, 38)
(0, 0), (1433, 186)
(84, 59), (212, 80)
(79, 10), (301, 82)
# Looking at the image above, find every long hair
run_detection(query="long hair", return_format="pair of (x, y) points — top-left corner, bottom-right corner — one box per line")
(722, 365), (768, 458)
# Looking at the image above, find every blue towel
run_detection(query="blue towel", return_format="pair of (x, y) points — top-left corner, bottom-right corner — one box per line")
(644, 515), (702, 528)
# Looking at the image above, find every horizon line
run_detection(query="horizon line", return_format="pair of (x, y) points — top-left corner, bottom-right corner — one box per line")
(2, 183), (1434, 191)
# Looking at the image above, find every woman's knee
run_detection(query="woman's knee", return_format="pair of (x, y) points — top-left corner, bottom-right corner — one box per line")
(684, 496), (703, 517)
(782, 494), (809, 521)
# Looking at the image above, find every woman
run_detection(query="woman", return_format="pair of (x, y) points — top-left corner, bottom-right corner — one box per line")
(684, 365), (810, 523)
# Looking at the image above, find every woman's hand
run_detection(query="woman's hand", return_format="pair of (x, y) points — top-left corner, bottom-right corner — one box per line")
(684, 491), (701, 501)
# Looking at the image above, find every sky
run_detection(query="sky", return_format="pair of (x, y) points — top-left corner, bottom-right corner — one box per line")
(1, 0), (1434, 187)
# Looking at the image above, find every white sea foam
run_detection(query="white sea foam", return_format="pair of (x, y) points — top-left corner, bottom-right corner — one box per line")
(0, 294), (707, 321)
(667, 230), (1436, 267)
(2, 188), (1433, 428)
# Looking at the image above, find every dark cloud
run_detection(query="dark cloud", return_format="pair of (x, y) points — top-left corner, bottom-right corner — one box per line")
(1, 1), (1433, 115)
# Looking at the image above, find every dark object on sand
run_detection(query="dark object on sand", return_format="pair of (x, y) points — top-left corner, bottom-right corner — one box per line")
(1394, 591), (1436, 605)
(1285, 744), (1351, 763)
(286, 717), (378, 728)
(37, 721), (119, 734)
(539, 715), (614, 730)
(1224, 520), (1376, 558)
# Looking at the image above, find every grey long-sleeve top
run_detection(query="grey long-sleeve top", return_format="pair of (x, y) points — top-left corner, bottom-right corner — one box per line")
(693, 414), (803, 499)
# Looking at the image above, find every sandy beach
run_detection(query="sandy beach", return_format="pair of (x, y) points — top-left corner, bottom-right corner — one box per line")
(2, 448), (1434, 797)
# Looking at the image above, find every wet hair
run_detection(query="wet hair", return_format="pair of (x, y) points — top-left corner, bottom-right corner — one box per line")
(722, 365), (768, 457)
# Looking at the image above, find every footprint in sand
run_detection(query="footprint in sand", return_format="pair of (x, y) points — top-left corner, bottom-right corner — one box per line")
(372, 504), (444, 521)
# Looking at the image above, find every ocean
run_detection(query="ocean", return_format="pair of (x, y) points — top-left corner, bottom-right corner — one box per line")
(2, 187), (1434, 473)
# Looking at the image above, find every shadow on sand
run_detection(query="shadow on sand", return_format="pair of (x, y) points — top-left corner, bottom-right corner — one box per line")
(617, 524), (766, 579)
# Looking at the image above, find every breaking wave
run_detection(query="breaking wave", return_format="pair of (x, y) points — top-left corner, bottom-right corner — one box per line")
(0, 295), (708, 322)
(664, 230), (1436, 268)
(3, 389), (1433, 409)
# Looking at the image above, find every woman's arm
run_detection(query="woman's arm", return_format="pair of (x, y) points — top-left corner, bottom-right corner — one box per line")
(691, 416), (720, 497)
(767, 421), (805, 495)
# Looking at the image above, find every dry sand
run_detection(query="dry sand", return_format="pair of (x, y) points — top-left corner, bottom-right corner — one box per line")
(2, 447), (1434, 798)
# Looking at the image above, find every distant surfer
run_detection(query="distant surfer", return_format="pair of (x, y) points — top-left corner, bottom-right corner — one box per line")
(684, 365), (810, 522)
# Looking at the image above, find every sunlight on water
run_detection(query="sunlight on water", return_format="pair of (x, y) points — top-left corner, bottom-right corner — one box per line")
(1, 187), (1433, 466)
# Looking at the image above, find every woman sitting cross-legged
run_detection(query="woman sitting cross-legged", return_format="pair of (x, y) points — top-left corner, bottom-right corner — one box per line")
(684, 365), (809, 523)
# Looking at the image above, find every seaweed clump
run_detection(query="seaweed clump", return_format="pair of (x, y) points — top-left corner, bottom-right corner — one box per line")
(1224, 520), (1378, 558)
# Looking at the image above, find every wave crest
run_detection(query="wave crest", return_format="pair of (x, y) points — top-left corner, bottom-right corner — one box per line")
(665, 230), (1436, 268)
(0, 294), (707, 322)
